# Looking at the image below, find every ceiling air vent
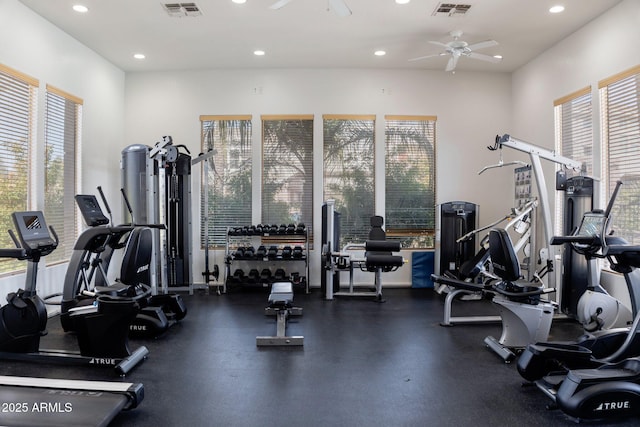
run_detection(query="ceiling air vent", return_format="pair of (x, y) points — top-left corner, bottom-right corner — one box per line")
(432, 3), (472, 17)
(163, 2), (202, 17)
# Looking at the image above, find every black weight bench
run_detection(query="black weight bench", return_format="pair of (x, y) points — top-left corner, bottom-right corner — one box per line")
(256, 282), (304, 347)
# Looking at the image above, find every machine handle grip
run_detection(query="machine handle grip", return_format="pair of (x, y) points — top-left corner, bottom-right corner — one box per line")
(49, 226), (59, 246)
(550, 235), (598, 245)
(0, 248), (27, 259)
(7, 229), (21, 249)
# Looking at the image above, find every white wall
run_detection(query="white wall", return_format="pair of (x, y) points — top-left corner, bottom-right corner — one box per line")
(512, 0), (640, 208)
(0, 0), (126, 302)
(124, 68), (513, 287)
(511, 0), (640, 304)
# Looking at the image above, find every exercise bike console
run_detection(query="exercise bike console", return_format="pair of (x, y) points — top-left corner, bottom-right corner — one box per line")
(550, 212), (607, 250)
(11, 211), (57, 255)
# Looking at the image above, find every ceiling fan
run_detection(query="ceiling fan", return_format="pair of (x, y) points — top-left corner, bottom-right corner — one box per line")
(409, 30), (502, 72)
(269, 0), (352, 17)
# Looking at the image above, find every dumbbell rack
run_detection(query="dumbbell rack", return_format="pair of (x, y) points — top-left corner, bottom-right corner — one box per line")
(224, 224), (309, 294)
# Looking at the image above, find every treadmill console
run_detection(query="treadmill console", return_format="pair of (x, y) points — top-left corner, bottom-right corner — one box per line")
(11, 211), (57, 253)
(75, 194), (109, 226)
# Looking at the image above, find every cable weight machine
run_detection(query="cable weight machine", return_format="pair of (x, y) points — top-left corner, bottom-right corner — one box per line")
(486, 134), (583, 300)
(121, 136), (194, 294)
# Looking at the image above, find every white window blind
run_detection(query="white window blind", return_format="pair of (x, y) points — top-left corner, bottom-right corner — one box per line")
(261, 115), (313, 241)
(323, 115), (375, 246)
(200, 116), (252, 247)
(554, 87), (593, 176)
(385, 115), (437, 248)
(0, 64), (38, 274)
(553, 87), (593, 235)
(44, 85), (81, 264)
(600, 65), (640, 244)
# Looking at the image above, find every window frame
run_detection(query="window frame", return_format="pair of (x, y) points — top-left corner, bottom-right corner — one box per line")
(0, 64), (39, 276)
(322, 114), (376, 247)
(599, 65), (640, 244)
(199, 115), (253, 248)
(43, 84), (82, 265)
(384, 115), (437, 249)
(553, 86), (593, 235)
(261, 114), (314, 243)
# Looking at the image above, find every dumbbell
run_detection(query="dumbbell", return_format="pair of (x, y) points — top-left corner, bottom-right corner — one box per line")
(282, 246), (292, 259)
(233, 247), (246, 259)
(274, 268), (287, 281)
(256, 245), (267, 259)
(243, 246), (255, 259)
(231, 269), (245, 285)
(267, 246), (279, 259)
(248, 269), (260, 284)
(260, 268), (272, 284)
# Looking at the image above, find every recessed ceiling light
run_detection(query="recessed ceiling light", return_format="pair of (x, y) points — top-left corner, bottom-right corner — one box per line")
(133, 53), (146, 60)
(254, 50), (265, 56)
(549, 5), (565, 13)
(395, 0), (411, 4)
(374, 50), (386, 56)
(493, 55), (503, 60)
(232, 0), (247, 4)
(72, 4), (88, 13)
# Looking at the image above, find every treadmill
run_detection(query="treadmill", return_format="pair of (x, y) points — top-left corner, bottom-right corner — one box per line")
(0, 375), (143, 427)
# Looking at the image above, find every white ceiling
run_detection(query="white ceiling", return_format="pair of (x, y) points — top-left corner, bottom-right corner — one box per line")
(19, 0), (622, 73)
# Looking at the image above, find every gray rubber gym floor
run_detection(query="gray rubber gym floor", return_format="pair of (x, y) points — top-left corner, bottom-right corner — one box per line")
(3, 287), (639, 426)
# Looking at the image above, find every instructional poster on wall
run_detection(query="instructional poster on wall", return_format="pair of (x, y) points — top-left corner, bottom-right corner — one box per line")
(515, 165), (532, 208)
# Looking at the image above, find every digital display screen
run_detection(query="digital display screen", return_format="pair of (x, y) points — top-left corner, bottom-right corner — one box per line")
(23, 215), (42, 230)
(85, 198), (98, 210)
(577, 214), (604, 237)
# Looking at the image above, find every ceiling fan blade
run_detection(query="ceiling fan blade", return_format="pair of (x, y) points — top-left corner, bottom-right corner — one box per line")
(466, 52), (502, 63)
(445, 55), (459, 72)
(329, 0), (352, 17)
(269, 0), (294, 10)
(466, 39), (498, 51)
(428, 41), (450, 49)
(408, 52), (446, 62)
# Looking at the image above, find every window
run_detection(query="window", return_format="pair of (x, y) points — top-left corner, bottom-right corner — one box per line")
(323, 115), (375, 246)
(600, 65), (640, 243)
(385, 115), (437, 248)
(261, 115), (313, 238)
(44, 85), (81, 264)
(200, 115), (252, 247)
(553, 87), (593, 234)
(0, 64), (38, 274)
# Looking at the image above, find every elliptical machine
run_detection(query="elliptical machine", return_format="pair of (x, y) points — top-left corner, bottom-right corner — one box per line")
(0, 211), (148, 376)
(61, 188), (187, 338)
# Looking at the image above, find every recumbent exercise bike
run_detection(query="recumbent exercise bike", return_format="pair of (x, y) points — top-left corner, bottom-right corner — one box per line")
(516, 180), (640, 420)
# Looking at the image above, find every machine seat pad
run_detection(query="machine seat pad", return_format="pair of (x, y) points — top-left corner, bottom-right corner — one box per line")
(365, 253), (403, 268)
(365, 240), (401, 252)
(268, 282), (294, 307)
(492, 281), (553, 297)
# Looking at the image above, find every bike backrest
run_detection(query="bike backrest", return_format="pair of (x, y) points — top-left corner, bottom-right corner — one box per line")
(488, 228), (520, 282)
